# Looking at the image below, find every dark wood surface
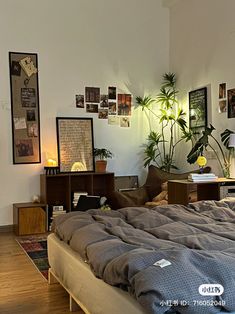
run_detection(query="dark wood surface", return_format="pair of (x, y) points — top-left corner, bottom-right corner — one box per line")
(40, 172), (115, 212)
(168, 178), (235, 205)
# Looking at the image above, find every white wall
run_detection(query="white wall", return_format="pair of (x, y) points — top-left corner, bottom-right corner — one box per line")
(169, 0), (235, 173)
(0, 0), (169, 226)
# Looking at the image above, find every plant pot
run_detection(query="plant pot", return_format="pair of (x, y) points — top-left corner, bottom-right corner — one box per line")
(95, 160), (107, 172)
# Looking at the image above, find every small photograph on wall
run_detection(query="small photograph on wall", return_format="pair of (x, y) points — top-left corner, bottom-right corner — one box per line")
(10, 61), (21, 76)
(108, 102), (116, 115)
(15, 139), (34, 157)
(86, 103), (98, 113)
(14, 117), (26, 130)
(118, 94), (132, 116)
(26, 109), (36, 121)
(227, 88), (235, 118)
(108, 116), (119, 125)
(120, 116), (130, 128)
(100, 95), (108, 107)
(98, 109), (108, 119)
(108, 86), (116, 100)
(218, 100), (227, 113)
(76, 95), (84, 108)
(219, 83), (226, 99)
(85, 87), (100, 103)
(27, 123), (38, 137)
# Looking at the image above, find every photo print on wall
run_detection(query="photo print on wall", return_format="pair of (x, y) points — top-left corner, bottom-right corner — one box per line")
(118, 94), (132, 116)
(108, 86), (116, 100)
(219, 83), (226, 99)
(76, 95), (84, 108)
(227, 88), (235, 118)
(85, 87), (100, 103)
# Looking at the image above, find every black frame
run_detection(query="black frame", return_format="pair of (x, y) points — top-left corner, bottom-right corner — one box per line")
(9, 51), (41, 164)
(56, 117), (95, 173)
(189, 87), (207, 135)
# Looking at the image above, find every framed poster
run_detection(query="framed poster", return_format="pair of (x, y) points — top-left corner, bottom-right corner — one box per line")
(56, 117), (95, 173)
(189, 87), (207, 132)
(9, 52), (41, 164)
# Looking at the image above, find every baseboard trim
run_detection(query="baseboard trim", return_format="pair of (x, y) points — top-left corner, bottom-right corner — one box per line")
(0, 224), (13, 233)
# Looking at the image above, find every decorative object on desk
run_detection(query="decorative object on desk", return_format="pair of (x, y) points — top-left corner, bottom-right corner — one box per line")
(32, 194), (40, 203)
(196, 155), (207, 173)
(94, 147), (113, 172)
(9, 52), (41, 164)
(135, 72), (192, 172)
(229, 133), (235, 178)
(56, 117), (94, 173)
(187, 125), (234, 178)
(16, 235), (49, 280)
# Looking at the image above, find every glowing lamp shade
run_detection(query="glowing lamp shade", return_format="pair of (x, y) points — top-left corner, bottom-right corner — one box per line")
(46, 158), (57, 167)
(229, 134), (235, 148)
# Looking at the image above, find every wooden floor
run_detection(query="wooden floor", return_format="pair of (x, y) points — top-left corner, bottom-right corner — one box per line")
(0, 232), (83, 314)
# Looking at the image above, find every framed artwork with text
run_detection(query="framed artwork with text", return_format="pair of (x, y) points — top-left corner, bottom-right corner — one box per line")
(56, 117), (95, 173)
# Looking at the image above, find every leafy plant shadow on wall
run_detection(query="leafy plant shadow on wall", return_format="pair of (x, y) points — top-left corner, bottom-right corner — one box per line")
(135, 73), (192, 172)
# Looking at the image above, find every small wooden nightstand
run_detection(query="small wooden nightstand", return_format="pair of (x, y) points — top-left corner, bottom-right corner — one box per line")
(13, 202), (48, 235)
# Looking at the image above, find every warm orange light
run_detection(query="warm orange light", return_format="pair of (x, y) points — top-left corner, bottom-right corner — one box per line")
(46, 159), (57, 167)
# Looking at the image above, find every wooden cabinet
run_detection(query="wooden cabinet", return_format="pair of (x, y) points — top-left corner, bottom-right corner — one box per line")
(168, 178), (235, 205)
(40, 172), (115, 211)
(13, 203), (47, 235)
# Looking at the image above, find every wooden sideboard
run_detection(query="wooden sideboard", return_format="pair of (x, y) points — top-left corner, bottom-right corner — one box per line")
(40, 172), (115, 212)
(168, 178), (235, 205)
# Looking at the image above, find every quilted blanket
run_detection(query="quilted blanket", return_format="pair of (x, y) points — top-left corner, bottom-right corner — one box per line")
(52, 199), (235, 314)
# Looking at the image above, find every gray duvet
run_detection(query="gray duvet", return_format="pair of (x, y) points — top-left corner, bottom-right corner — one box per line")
(52, 199), (235, 314)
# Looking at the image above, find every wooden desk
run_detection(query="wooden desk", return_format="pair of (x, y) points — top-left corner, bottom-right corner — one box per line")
(168, 178), (235, 205)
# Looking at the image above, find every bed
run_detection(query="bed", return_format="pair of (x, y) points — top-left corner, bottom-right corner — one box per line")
(48, 199), (235, 314)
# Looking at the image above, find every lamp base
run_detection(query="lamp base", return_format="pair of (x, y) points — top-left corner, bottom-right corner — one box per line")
(44, 166), (60, 175)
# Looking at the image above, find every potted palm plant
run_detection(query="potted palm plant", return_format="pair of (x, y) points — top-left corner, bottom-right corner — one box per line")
(135, 72), (192, 172)
(93, 148), (113, 172)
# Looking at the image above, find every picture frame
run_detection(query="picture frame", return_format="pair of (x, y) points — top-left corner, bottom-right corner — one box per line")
(56, 117), (95, 173)
(227, 88), (235, 118)
(189, 87), (207, 131)
(9, 52), (41, 164)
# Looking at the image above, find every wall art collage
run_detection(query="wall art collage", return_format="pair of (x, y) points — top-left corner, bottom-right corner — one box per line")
(75, 86), (131, 128)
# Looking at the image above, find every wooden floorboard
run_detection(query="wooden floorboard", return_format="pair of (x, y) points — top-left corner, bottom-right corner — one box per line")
(0, 232), (84, 314)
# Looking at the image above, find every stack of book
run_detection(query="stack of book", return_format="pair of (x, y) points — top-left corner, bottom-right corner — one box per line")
(49, 206), (66, 231)
(188, 173), (218, 182)
(72, 191), (88, 209)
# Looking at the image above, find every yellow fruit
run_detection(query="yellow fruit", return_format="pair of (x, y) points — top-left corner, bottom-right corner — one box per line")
(196, 156), (207, 167)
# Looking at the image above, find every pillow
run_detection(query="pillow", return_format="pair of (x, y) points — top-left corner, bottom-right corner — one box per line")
(109, 187), (149, 209)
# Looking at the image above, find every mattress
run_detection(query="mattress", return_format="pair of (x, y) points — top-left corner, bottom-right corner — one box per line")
(47, 233), (146, 314)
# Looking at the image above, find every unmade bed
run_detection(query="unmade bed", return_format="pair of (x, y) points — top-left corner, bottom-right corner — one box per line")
(48, 199), (235, 314)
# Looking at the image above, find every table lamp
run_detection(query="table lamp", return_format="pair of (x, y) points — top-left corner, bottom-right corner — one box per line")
(229, 134), (235, 179)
